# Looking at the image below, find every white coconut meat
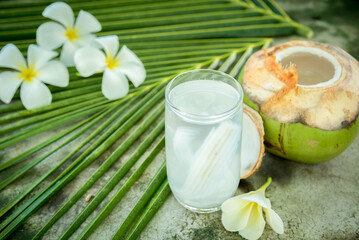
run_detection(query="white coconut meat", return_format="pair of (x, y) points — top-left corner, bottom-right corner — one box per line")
(243, 41), (359, 131)
(240, 104), (265, 179)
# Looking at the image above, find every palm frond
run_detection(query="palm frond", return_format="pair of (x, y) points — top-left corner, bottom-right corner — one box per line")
(0, 0), (311, 239)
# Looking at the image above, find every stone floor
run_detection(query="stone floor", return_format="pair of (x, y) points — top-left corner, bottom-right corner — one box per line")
(143, 137), (359, 240)
(141, 1), (359, 239)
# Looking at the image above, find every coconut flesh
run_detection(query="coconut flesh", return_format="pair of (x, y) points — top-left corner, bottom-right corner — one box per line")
(242, 40), (359, 163)
(240, 104), (264, 178)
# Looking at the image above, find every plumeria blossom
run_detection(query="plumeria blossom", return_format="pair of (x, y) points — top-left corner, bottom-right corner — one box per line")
(74, 35), (146, 100)
(221, 177), (284, 240)
(0, 44), (69, 109)
(36, 1), (101, 67)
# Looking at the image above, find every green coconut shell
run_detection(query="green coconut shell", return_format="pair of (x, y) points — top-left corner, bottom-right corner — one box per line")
(261, 113), (359, 164)
(239, 63), (359, 164)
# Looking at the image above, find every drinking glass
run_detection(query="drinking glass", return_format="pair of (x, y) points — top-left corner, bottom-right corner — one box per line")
(165, 69), (243, 213)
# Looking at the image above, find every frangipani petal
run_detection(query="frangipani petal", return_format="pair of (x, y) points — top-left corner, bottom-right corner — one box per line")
(20, 80), (52, 109)
(75, 33), (96, 47)
(93, 35), (119, 58)
(74, 46), (106, 77)
(36, 22), (67, 50)
(117, 45), (142, 64)
(264, 208), (284, 234)
(60, 41), (78, 67)
(0, 44), (26, 70)
(116, 62), (146, 88)
(117, 46), (146, 87)
(221, 199), (253, 232)
(102, 69), (129, 99)
(42, 1), (74, 28)
(37, 61), (69, 87)
(0, 71), (23, 103)
(27, 44), (58, 71)
(238, 204), (266, 240)
(221, 178), (283, 239)
(75, 10), (101, 36)
(240, 191), (271, 209)
(239, 177), (272, 209)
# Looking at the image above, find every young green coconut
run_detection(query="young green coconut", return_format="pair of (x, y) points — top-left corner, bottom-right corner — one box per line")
(242, 40), (359, 163)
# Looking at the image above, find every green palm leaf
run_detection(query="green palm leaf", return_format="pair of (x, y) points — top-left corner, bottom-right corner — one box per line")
(0, 0), (311, 239)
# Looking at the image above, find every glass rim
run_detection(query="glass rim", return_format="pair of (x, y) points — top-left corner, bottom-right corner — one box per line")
(165, 69), (244, 122)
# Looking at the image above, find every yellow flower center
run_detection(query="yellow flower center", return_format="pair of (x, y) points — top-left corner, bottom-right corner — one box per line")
(64, 27), (78, 42)
(106, 56), (119, 70)
(19, 66), (37, 82)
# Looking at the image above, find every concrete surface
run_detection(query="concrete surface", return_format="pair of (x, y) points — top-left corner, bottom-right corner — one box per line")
(1, 0), (359, 239)
(143, 1), (359, 239)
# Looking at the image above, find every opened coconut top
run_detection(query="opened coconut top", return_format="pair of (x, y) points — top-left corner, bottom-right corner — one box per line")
(243, 40), (359, 131)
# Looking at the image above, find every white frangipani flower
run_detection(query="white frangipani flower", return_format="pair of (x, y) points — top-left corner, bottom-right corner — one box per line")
(0, 44), (69, 110)
(74, 35), (146, 100)
(221, 177), (284, 240)
(36, 1), (101, 67)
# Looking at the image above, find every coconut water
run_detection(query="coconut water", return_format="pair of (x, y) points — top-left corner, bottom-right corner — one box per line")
(280, 52), (335, 86)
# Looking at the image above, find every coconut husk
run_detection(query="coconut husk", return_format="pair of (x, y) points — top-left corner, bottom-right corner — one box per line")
(243, 40), (359, 131)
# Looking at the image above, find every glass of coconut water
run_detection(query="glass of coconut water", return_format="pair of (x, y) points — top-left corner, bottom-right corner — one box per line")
(165, 69), (243, 213)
